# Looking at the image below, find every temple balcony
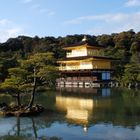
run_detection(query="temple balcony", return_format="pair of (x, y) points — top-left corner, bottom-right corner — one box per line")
(66, 52), (86, 58)
(59, 66), (80, 71)
(59, 64), (93, 71)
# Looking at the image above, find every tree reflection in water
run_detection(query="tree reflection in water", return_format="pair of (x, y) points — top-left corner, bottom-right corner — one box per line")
(0, 117), (62, 140)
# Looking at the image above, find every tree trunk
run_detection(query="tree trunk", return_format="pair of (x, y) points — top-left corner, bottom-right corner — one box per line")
(28, 76), (37, 109)
(17, 117), (20, 136)
(17, 92), (21, 106)
(31, 118), (38, 138)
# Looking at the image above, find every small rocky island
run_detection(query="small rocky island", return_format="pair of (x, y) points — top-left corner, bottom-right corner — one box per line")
(0, 103), (44, 116)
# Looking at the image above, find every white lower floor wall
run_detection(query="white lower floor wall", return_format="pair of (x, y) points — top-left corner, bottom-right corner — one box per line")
(57, 81), (113, 88)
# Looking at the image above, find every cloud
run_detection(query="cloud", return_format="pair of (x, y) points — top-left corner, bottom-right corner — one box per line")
(39, 9), (55, 15)
(125, 0), (140, 7)
(86, 12), (140, 35)
(30, 3), (55, 16)
(21, 0), (55, 16)
(31, 4), (40, 9)
(64, 13), (130, 24)
(0, 19), (26, 43)
(0, 19), (10, 26)
(64, 12), (140, 35)
(23, 0), (33, 4)
(47, 11), (55, 16)
(39, 9), (47, 14)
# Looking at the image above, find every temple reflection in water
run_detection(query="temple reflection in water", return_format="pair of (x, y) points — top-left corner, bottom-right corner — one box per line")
(55, 87), (111, 132)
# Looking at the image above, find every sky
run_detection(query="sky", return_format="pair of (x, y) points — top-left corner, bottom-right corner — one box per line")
(0, 0), (140, 42)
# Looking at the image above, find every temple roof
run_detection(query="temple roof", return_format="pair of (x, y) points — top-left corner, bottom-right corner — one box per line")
(58, 56), (116, 62)
(63, 37), (103, 50)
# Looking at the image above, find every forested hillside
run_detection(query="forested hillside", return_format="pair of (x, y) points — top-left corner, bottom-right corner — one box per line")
(0, 29), (140, 87)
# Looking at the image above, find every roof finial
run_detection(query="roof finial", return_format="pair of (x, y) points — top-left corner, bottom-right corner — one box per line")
(82, 35), (87, 42)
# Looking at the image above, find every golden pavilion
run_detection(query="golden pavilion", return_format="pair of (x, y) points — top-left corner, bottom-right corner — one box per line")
(57, 36), (113, 87)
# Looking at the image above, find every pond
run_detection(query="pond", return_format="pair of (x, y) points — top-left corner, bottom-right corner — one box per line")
(0, 87), (140, 140)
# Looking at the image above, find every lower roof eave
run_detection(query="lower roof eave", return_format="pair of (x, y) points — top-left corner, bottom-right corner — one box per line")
(60, 69), (113, 74)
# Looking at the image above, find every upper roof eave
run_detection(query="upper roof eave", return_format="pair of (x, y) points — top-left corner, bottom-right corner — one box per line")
(57, 56), (117, 63)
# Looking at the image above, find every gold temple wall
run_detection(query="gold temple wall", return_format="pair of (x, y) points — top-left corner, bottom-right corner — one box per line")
(92, 61), (111, 69)
(59, 60), (111, 70)
(66, 47), (87, 57)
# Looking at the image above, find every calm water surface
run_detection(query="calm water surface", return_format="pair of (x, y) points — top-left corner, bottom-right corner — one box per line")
(0, 87), (140, 140)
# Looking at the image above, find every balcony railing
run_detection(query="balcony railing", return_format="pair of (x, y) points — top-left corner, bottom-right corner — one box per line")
(59, 66), (80, 71)
(66, 52), (86, 58)
(66, 52), (72, 57)
(59, 66), (112, 71)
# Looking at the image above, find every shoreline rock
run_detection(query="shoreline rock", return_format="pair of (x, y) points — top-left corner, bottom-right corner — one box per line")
(0, 104), (44, 117)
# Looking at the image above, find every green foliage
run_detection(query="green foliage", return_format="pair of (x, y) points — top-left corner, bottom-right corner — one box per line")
(0, 58), (18, 81)
(130, 42), (140, 53)
(20, 52), (58, 87)
(0, 52), (58, 106)
(113, 30), (135, 50)
(96, 34), (114, 47)
(130, 52), (140, 63)
(0, 30), (140, 86)
(122, 63), (140, 84)
(1, 67), (28, 93)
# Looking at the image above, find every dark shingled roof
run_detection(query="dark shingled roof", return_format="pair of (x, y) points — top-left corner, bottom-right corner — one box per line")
(58, 55), (116, 61)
